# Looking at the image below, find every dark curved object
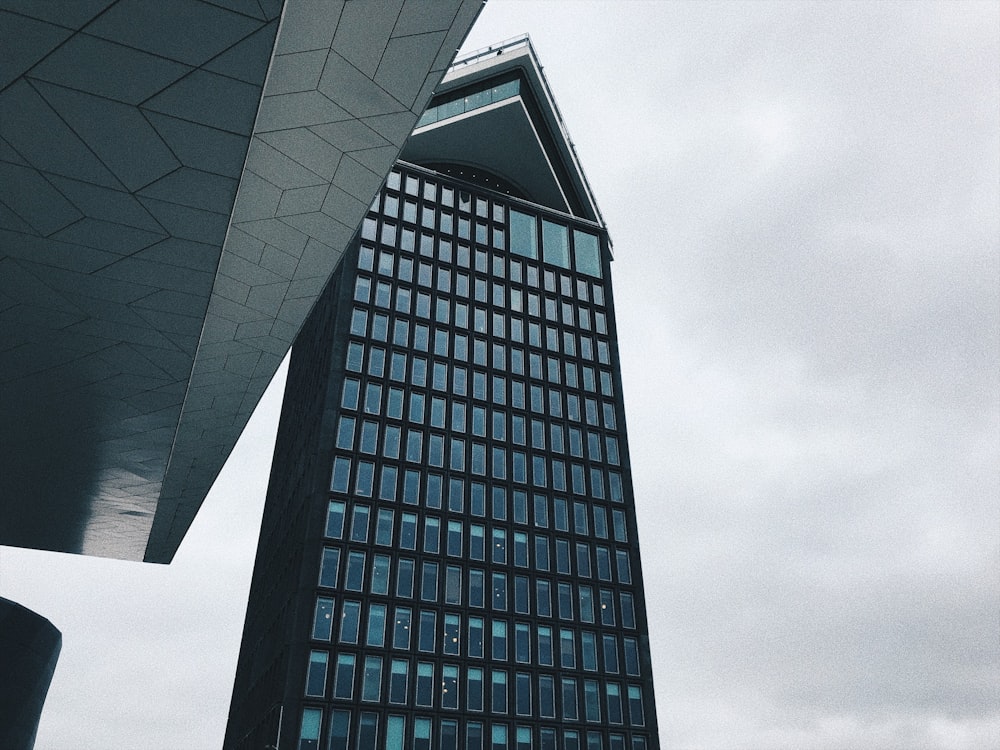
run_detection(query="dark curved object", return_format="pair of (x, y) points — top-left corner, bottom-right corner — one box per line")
(0, 597), (61, 750)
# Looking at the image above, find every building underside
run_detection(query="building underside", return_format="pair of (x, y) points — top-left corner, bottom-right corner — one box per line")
(0, 0), (483, 563)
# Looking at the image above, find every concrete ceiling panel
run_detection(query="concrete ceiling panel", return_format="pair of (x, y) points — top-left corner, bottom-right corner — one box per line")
(360, 110), (422, 147)
(29, 34), (192, 105)
(47, 176), (163, 233)
(295, 236), (346, 279)
(265, 49), (329, 96)
(234, 318), (274, 340)
(259, 245), (301, 278)
(204, 20), (279, 85)
(204, 273), (249, 306)
(0, 203), (38, 236)
(1, 229), (119, 271)
(144, 112), (249, 178)
(233, 216), (310, 253)
(143, 69), (261, 134)
(97, 256), (214, 295)
(245, 138), (328, 190)
(0, 162), (82, 236)
(138, 168), (238, 215)
(133, 237), (221, 275)
(347, 144), (401, 175)
(34, 82), (181, 192)
(131, 305), (206, 338)
(257, 0), (284, 21)
(223, 227), (267, 265)
(2, 81), (122, 188)
(1, 0), (112, 27)
(309, 118), (391, 152)
(276, 185), (329, 217)
(136, 197), (230, 245)
(276, 295), (315, 324)
(0, 11), (73, 90)
(219, 252), (287, 287)
(254, 90), (351, 133)
(331, 0), (404, 76)
(43, 268), (154, 306)
(231, 171), (283, 223)
(84, 0), (263, 67)
(320, 182), (369, 226)
(247, 282), (299, 316)
(331, 153), (385, 201)
(0, 134), (29, 166)
(273, 0), (345, 55)
(318, 51), (405, 119)
(50, 218), (165, 256)
(286, 272), (330, 301)
(203, 0), (269, 21)
(132, 288), (210, 316)
(392, 0), (461, 36)
(376, 31), (448, 108)
(65, 317), (177, 350)
(278, 212), (354, 256)
(258, 128), (345, 182)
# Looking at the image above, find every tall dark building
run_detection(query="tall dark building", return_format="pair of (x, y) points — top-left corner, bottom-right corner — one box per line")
(226, 37), (660, 750)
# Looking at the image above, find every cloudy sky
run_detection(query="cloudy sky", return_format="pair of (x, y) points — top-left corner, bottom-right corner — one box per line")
(2, 1), (998, 748)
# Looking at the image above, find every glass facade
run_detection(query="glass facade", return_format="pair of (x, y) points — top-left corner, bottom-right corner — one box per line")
(283, 164), (657, 750)
(226, 44), (659, 750)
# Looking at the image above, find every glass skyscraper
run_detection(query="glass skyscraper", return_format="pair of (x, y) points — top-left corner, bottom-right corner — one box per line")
(225, 38), (660, 750)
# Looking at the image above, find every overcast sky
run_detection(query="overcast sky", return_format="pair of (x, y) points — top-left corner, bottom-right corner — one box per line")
(2, 2), (998, 749)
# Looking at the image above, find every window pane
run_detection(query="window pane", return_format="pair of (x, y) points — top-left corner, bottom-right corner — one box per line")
(361, 655), (382, 701)
(573, 229), (601, 277)
(340, 600), (360, 643)
(313, 597), (334, 640)
(365, 602), (387, 647)
(298, 707), (322, 750)
(334, 654), (355, 699)
(305, 650), (328, 697)
(510, 209), (537, 259)
(541, 219), (569, 269)
(329, 709), (351, 750)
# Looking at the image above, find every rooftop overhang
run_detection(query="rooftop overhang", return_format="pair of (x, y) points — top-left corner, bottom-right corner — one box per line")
(401, 36), (605, 225)
(402, 97), (573, 213)
(0, 0), (483, 563)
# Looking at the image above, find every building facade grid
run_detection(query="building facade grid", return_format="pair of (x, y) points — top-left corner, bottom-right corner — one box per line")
(277, 163), (659, 750)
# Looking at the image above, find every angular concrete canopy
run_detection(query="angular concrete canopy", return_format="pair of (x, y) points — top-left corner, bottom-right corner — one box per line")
(0, 0), (483, 563)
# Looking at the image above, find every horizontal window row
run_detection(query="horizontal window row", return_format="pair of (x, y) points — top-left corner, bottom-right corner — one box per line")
(348, 310), (612, 390)
(359, 228), (590, 297)
(345, 345), (614, 420)
(342, 378), (618, 444)
(310, 565), (637, 633)
(353, 272), (610, 339)
(307, 601), (642, 673)
(414, 78), (520, 132)
(336, 420), (619, 476)
(306, 652), (646, 727)
(330, 434), (624, 503)
(321, 513), (631, 579)
(329, 454), (625, 506)
(325, 498), (627, 547)
(363, 190), (603, 280)
(299, 705), (650, 750)
(359, 237), (604, 307)
(369, 184), (603, 278)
